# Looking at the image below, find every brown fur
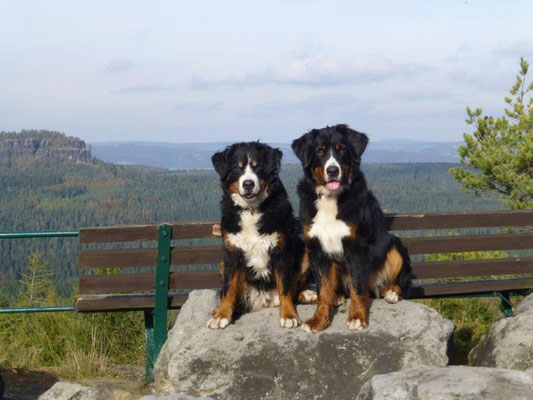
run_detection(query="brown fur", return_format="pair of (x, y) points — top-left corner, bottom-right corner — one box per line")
(304, 262), (339, 332)
(274, 270), (300, 322)
(213, 268), (246, 321)
(370, 246), (404, 296)
(312, 166), (325, 185)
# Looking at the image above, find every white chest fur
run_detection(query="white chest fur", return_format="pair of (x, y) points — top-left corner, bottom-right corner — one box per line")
(226, 210), (278, 280)
(308, 194), (351, 257)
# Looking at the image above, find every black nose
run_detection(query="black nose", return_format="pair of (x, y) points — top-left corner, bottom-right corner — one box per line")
(326, 165), (339, 178)
(242, 180), (255, 191)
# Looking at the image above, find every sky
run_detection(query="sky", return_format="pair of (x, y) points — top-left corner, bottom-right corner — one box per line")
(1, 0), (532, 143)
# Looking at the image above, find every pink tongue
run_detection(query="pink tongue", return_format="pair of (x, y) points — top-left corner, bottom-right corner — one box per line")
(326, 181), (340, 190)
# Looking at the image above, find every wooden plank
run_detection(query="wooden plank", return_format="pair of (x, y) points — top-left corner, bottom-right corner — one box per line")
(171, 222), (221, 239)
(79, 248), (157, 268)
(74, 293), (187, 312)
(404, 232), (533, 254)
(408, 277), (533, 298)
(412, 258), (533, 279)
(385, 210), (533, 231)
(171, 246), (223, 265)
(79, 224), (158, 243)
(79, 271), (221, 294)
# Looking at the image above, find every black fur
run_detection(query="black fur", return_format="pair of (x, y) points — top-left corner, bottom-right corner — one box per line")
(211, 142), (305, 320)
(292, 124), (412, 331)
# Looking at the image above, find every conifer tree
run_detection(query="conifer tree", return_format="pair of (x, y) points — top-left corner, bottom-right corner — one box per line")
(450, 57), (533, 209)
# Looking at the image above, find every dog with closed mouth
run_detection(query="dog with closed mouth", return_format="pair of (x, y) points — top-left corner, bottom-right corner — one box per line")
(292, 124), (412, 333)
(208, 141), (315, 330)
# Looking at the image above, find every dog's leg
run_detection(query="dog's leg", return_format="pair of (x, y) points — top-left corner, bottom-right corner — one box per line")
(296, 251), (318, 304)
(347, 280), (370, 331)
(274, 270), (300, 328)
(301, 261), (338, 333)
(207, 266), (245, 329)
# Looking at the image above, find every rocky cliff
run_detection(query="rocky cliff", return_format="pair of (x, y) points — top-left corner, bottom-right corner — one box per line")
(0, 130), (93, 167)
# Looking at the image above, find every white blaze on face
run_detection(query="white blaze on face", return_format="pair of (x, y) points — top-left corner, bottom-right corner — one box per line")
(324, 151), (341, 191)
(238, 158), (260, 196)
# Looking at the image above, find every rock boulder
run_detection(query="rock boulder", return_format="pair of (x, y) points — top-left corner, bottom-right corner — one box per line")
(469, 293), (533, 376)
(356, 366), (533, 400)
(153, 290), (454, 399)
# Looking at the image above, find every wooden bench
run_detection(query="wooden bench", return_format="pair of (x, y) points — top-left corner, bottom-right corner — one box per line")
(75, 209), (533, 380)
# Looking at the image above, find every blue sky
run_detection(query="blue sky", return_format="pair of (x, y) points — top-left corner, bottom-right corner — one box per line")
(1, 0), (532, 143)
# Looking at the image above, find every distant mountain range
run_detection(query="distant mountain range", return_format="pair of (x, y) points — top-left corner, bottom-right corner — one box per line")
(90, 139), (462, 169)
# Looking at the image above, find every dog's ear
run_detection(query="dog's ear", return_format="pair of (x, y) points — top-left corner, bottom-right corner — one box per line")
(266, 147), (283, 175)
(291, 130), (317, 168)
(211, 147), (231, 179)
(337, 125), (368, 163)
(259, 144), (283, 175)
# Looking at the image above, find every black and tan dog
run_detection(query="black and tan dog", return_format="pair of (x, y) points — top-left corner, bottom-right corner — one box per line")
(208, 141), (315, 330)
(292, 124), (412, 333)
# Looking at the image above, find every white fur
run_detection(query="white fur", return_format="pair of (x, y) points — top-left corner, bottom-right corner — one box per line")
(347, 318), (363, 331)
(207, 317), (230, 329)
(280, 317), (299, 328)
(226, 209), (278, 281)
(239, 162), (259, 196)
(244, 286), (279, 311)
(384, 290), (399, 304)
(301, 323), (312, 333)
(308, 193), (351, 257)
(324, 153), (342, 182)
(300, 289), (318, 303)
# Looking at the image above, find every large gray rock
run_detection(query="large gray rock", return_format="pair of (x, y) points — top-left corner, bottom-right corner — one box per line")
(38, 382), (99, 400)
(469, 293), (533, 376)
(141, 395), (212, 400)
(356, 366), (533, 400)
(153, 290), (454, 399)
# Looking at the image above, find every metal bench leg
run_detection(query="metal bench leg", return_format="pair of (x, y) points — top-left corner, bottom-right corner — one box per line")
(496, 291), (513, 318)
(145, 224), (172, 382)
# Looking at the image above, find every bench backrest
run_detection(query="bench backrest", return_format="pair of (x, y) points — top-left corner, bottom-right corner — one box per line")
(76, 210), (533, 311)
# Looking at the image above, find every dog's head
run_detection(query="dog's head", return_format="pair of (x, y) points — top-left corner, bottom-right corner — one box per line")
(292, 124), (368, 195)
(212, 141), (282, 207)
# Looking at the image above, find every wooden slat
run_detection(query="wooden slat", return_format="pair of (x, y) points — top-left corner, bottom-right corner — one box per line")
(404, 232), (533, 254)
(385, 210), (533, 231)
(171, 222), (221, 239)
(408, 277), (533, 298)
(79, 248), (156, 268)
(75, 293), (187, 312)
(79, 271), (221, 294)
(171, 246), (223, 265)
(412, 257), (533, 279)
(79, 224), (158, 243)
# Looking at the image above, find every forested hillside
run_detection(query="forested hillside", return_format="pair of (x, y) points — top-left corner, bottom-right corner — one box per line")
(0, 157), (501, 300)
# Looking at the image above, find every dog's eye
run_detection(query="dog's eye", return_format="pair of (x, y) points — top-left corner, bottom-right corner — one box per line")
(236, 162), (244, 170)
(316, 146), (326, 155)
(334, 144), (345, 154)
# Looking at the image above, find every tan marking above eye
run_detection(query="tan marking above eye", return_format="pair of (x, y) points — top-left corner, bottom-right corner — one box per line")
(251, 160), (258, 167)
(238, 161), (244, 169)
(334, 144), (341, 151)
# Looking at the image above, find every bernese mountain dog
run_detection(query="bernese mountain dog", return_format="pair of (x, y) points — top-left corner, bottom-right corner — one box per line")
(291, 124), (412, 333)
(208, 141), (315, 330)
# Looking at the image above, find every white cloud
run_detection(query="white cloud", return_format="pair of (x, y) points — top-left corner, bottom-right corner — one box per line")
(105, 57), (134, 73)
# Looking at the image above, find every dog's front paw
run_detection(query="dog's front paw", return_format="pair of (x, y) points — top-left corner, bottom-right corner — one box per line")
(301, 315), (330, 333)
(280, 317), (300, 328)
(347, 317), (369, 331)
(207, 316), (230, 329)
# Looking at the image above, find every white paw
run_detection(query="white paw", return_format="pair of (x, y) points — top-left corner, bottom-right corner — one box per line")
(335, 296), (346, 307)
(207, 317), (230, 329)
(347, 319), (363, 331)
(384, 290), (399, 304)
(300, 289), (318, 303)
(280, 317), (300, 328)
(301, 323), (312, 333)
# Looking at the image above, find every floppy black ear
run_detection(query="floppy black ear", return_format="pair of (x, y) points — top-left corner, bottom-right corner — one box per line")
(211, 148), (230, 179)
(266, 147), (283, 175)
(291, 130), (317, 168)
(337, 125), (369, 162)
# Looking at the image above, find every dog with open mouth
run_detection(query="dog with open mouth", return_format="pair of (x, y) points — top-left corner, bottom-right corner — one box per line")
(292, 124), (412, 333)
(208, 141), (315, 330)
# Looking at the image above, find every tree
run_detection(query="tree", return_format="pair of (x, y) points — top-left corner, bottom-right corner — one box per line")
(450, 57), (533, 209)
